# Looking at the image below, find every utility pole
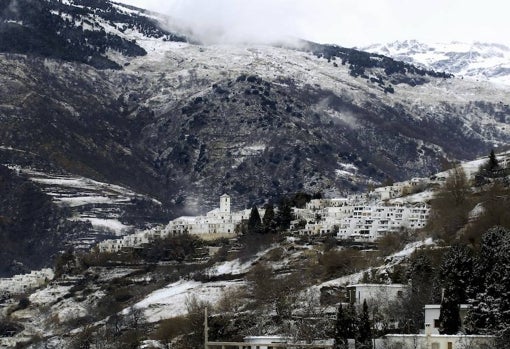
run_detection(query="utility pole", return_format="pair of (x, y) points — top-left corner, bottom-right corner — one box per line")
(204, 306), (208, 349)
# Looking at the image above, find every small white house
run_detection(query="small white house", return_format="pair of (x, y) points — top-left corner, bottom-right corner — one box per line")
(347, 284), (407, 305)
(0, 268), (54, 295)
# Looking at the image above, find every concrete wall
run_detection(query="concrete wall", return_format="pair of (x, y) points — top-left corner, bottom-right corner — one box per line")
(379, 334), (494, 349)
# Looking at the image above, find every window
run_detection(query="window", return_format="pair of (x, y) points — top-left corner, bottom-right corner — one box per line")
(447, 342), (453, 349)
(434, 319), (440, 328)
(431, 343), (439, 349)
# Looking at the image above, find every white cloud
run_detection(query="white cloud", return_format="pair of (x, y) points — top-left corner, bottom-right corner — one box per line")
(159, 0), (307, 45)
(118, 0), (510, 47)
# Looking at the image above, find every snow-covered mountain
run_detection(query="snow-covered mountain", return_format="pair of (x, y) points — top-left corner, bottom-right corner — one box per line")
(1, 0), (510, 275)
(363, 40), (510, 86)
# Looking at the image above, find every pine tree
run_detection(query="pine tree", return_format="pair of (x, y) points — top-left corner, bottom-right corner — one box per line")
(402, 252), (436, 332)
(335, 302), (358, 349)
(439, 289), (461, 334)
(262, 203), (276, 233)
(436, 244), (474, 335)
(465, 227), (510, 336)
(275, 199), (293, 231)
(247, 205), (262, 234)
(438, 244), (474, 304)
(487, 149), (499, 171)
(357, 300), (372, 348)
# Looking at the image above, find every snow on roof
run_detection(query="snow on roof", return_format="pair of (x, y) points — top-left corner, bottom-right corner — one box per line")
(73, 218), (131, 234)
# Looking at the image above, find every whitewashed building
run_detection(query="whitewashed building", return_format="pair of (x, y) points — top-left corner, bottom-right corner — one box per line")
(0, 268), (54, 295)
(98, 227), (158, 253)
(164, 194), (263, 236)
(98, 195), (263, 253)
(347, 284), (407, 305)
(299, 202), (429, 241)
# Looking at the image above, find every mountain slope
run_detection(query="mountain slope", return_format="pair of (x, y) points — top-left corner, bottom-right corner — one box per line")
(363, 40), (510, 86)
(0, 0), (509, 215)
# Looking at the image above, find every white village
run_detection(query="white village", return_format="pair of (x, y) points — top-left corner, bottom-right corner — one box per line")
(1, 151), (509, 349)
(97, 175), (435, 254)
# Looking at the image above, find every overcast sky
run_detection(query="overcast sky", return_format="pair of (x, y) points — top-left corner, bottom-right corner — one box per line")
(118, 0), (510, 47)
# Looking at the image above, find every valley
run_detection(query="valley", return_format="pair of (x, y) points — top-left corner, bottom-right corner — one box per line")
(0, 0), (509, 348)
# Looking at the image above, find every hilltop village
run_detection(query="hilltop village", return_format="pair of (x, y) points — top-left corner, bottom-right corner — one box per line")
(97, 175), (435, 254)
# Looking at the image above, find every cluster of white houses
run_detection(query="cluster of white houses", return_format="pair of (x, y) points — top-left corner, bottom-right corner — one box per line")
(294, 198), (429, 241)
(98, 194), (263, 253)
(98, 186), (432, 253)
(0, 268), (54, 296)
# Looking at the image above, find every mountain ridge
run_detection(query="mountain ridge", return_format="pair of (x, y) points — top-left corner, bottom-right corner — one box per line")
(363, 40), (510, 86)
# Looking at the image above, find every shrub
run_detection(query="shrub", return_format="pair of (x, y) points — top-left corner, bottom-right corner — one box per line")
(152, 316), (190, 343)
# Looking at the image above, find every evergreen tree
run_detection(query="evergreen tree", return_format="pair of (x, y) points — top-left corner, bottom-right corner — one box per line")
(439, 289), (461, 334)
(438, 244), (474, 304)
(335, 303), (349, 349)
(402, 252), (436, 332)
(262, 203), (276, 234)
(357, 300), (372, 348)
(275, 199), (293, 231)
(437, 244), (474, 335)
(487, 149), (499, 171)
(335, 303), (358, 349)
(346, 302), (359, 346)
(465, 227), (510, 337)
(247, 205), (262, 234)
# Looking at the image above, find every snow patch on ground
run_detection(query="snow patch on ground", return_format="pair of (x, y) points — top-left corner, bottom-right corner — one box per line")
(131, 279), (245, 323)
(335, 169), (355, 177)
(207, 258), (254, 276)
(56, 195), (121, 207)
(239, 144), (266, 156)
(74, 218), (131, 234)
(29, 285), (71, 306)
(387, 238), (435, 260)
(389, 190), (435, 204)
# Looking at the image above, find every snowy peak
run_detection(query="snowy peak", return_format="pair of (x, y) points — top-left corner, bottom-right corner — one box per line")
(363, 40), (510, 86)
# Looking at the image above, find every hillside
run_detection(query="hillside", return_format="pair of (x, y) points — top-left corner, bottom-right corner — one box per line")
(1, 2), (509, 209)
(1, 151), (509, 348)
